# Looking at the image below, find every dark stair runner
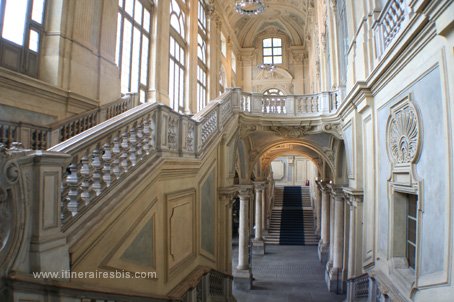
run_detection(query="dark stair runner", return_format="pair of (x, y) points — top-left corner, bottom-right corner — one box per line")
(279, 186), (305, 245)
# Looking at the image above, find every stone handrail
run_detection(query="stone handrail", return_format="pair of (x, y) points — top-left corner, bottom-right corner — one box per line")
(239, 90), (338, 116)
(374, 0), (410, 58)
(49, 91), (235, 225)
(0, 94), (139, 150)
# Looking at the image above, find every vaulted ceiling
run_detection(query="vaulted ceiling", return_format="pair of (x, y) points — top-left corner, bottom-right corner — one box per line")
(215, 0), (317, 47)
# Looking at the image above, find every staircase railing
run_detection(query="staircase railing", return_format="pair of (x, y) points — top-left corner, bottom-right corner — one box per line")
(49, 90), (235, 226)
(0, 93), (139, 149)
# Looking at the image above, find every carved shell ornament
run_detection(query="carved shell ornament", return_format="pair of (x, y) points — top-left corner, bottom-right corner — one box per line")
(386, 100), (420, 164)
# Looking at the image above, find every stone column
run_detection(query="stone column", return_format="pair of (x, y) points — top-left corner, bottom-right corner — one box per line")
(318, 181), (330, 262)
(252, 181), (266, 255)
(327, 187), (346, 293)
(261, 184), (266, 234)
(344, 188), (364, 300)
(234, 186), (252, 290)
(219, 187), (238, 274)
(314, 181), (322, 235)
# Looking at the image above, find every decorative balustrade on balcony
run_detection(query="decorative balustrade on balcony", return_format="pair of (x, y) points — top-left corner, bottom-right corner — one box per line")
(239, 91), (338, 116)
(49, 91), (235, 225)
(374, 0), (410, 58)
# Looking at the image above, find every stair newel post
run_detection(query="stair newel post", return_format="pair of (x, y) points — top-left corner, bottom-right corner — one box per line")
(112, 135), (121, 179)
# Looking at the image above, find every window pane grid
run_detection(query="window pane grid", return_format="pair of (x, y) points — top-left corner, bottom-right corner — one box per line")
(117, 0), (151, 99)
(406, 195), (417, 270)
(262, 37), (282, 65)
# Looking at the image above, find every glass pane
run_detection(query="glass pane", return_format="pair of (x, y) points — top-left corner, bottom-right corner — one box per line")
(32, 0), (45, 24)
(263, 38), (272, 47)
(125, 0), (134, 16)
(115, 13), (122, 66)
(263, 48), (272, 56)
(407, 218), (416, 243)
(179, 68), (184, 108)
(134, 0), (142, 24)
(141, 35), (149, 85)
(274, 56), (282, 64)
(2, 0), (28, 46)
(121, 20), (132, 92)
(130, 26), (141, 93)
(119, 0), (123, 7)
(170, 15), (180, 34)
(274, 47), (282, 55)
(407, 244), (415, 269)
(273, 38), (282, 47)
(169, 37), (175, 57)
(263, 56), (272, 64)
(169, 60), (174, 105)
(143, 9), (150, 31)
(28, 29), (39, 52)
(408, 195), (417, 218)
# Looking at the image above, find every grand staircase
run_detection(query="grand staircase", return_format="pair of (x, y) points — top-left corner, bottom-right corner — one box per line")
(265, 186), (319, 245)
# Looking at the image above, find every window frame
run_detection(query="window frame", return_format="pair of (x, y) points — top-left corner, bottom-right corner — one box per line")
(116, 0), (152, 103)
(262, 37), (283, 65)
(196, 0), (208, 112)
(169, 0), (187, 113)
(0, 0), (47, 77)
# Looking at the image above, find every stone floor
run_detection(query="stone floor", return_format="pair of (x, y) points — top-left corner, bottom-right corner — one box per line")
(232, 241), (346, 302)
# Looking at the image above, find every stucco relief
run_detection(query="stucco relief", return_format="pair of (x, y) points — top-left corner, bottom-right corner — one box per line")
(386, 100), (420, 165)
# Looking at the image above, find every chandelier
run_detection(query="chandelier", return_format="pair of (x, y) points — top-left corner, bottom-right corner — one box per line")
(257, 63), (276, 72)
(235, 0), (265, 15)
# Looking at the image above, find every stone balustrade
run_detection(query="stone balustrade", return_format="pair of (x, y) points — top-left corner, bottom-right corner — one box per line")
(49, 92), (235, 225)
(240, 90), (338, 116)
(374, 0), (410, 58)
(0, 94), (139, 150)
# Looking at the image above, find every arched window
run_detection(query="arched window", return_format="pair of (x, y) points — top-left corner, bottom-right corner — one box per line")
(0, 0), (46, 77)
(169, 0), (187, 113)
(116, 0), (152, 103)
(197, 0), (208, 112)
(263, 88), (284, 96)
(262, 37), (282, 65)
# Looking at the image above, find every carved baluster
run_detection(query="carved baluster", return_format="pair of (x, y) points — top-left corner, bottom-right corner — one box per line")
(136, 122), (143, 161)
(149, 115), (156, 150)
(91, 148), (102, 196)
(79, 154), (91, 205)
(66, 162), (81, 217)
(102, 143), (113, 187)
(129, 127), (137, 166)
(112, 136), (121, 179)
(142, 118), (150, 155)
(120, 129), (130, 172)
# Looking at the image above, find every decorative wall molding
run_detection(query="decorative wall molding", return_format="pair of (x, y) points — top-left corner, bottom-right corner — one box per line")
(386, 98), (421, 165)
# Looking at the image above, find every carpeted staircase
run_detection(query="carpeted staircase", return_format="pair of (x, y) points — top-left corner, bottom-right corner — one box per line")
(265, 186), (319, 246)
